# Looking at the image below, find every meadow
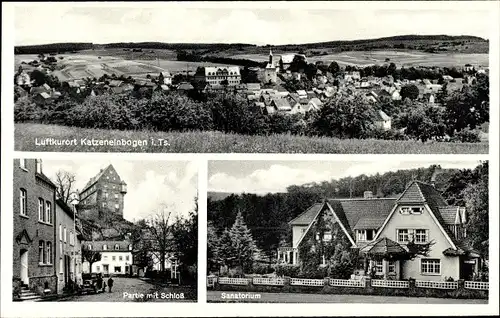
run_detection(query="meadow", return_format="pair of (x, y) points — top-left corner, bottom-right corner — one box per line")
(230, 50), (489, 68)
(15, 123), (488, 154)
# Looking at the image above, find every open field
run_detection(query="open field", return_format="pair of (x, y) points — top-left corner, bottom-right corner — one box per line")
(15, 123), (488, 154)
(230, 50), (489, 68)
(16, 52), (241, 80)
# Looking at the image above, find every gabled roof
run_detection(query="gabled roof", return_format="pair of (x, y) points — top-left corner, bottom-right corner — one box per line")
(81, 164), (122, 194)
(360, 237), (408, 256)
(271, 97), (291, 111)
(289, 203), (323, 225)
(82, 240), (131, 252)
(439, 206), (460, 225)
(376, 110), (391, 121)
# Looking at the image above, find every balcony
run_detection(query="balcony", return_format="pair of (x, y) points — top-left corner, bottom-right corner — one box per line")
(277, 247), (298, 265)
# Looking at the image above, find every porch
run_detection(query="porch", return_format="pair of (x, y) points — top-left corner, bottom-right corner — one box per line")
(277, 247), (298, 265)
(360, 237), (409, 280)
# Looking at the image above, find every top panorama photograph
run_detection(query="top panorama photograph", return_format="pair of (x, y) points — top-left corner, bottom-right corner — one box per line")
(13, 3), (492, 153)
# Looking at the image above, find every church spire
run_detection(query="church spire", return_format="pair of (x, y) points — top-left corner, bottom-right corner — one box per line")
(269, 48), (273, 65)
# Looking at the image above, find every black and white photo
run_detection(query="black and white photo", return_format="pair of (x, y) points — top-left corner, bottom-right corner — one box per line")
(12, 3), (492, 153)
(207, 160), (489, 303)
(12, 159), (198, 302)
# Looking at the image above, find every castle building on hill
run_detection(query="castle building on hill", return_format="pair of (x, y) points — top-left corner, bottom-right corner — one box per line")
(78, 165), (127, 220)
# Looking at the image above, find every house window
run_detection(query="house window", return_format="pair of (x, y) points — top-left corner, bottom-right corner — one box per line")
(374, 260), (383, 274)
(119, 256), (123, 261)
(96, 265), (101, 272)
(70, 231), (74, 246)
(128, 244), (133, 251)
(103, 244), (107, 251)
(421, 259), (441, 275)
(39, 241), (45, 264)
(46, 242), (52, 264)
(20, 159), (28, 170)
(115, 244), (120, 250)
(388, 261), (396, 273)
(59, 258), (64, 273)
(20, 189), (27, 216)
(64, 227), (67, 243)
(366, 229), (374, 241)
(323, 231), (332, 241)
(411, 207), (423, 214)
(114, 266), (121, 273)
(103, 256), (108, 260)
(45, 201), (52, 224)
(112, 256), (116, 261)
(415, 229), (428, 243)
(399, 207), (410, 214)
(397, 229), (409, 243)
(59, 225), (63, 241)
(126, 256), (130, 261)
(38, 198), (45, 221)
(357, 230), (367, 241)
(400, 206), (424, 215)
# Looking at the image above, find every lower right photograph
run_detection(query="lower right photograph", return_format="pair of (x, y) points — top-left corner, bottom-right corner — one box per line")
(206, 160), (489, 304)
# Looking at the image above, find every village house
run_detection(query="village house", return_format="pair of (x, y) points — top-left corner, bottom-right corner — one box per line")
(55, 199), (84, 293)
(82, 241), (134, 276)
(375, 110), (392, 131)
(13, 159), (57, 300)
(277, 181), (480, 281)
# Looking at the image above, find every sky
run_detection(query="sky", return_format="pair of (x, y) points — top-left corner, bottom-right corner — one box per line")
(13, 3), (492, 46)
(208, 160), (483, 194)
(41, 159), (198, 222)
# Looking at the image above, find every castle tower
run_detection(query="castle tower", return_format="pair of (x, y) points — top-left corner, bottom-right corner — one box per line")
(78, 164), (126, 220)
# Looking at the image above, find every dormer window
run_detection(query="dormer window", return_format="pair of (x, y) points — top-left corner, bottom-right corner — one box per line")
(114, 244), (120, 250)
(356, 229), (375, 242)
(400, 206), (423, 215)
(103, 244), (107, 250)
(88, 244), (92, 250)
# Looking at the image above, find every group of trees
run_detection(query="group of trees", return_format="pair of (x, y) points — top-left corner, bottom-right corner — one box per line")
(208, 211), (259, 275)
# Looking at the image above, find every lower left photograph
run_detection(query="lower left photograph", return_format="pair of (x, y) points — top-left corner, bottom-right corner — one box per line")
(12, 159), (198, 302)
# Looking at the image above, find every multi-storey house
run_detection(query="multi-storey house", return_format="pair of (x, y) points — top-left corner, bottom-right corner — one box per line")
(82, 241), (133, 276)
(278, 181), (480, 281)
(13, 159), (57, 298)
(55, 199), (84, 293)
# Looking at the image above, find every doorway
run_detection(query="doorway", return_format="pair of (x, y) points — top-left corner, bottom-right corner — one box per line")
(20, 249), (29, 285)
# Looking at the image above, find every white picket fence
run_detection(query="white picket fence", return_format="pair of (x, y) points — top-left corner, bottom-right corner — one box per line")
(416, 280), (458, 289)
(218, 277), (250, 285)
(464, 281), (489, 290)
(253, 277), (285, 286)
(371, 279), (409, 289)
(330, 278), (365, 288)
(290, 278), (324, 287)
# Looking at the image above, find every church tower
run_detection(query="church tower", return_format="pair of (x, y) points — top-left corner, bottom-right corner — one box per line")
(264, 48), (277, 84)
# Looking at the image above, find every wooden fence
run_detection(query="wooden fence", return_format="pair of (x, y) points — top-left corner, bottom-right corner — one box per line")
(211, 276), (488, 292)
(415, 280), (458, 289)
(253, 277), (285, 286)
(371, 279), (409, 288)
(330, 278), (365, 288)
(464, 281), (489, 290)
(290, 278), (324, 287)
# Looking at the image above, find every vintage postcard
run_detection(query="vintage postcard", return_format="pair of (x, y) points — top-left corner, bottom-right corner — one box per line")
(11, 159), (198, 302)
(207, 159), (490, 304)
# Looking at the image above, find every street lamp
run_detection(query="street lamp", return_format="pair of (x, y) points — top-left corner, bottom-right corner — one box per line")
(70, 197), (79, 285)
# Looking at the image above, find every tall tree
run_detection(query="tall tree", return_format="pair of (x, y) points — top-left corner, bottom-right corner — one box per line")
(147, 205), (176, 272)
(81, 247), (102, 273)
(229, 211), (258, 273)
(54, 170), (77, 204)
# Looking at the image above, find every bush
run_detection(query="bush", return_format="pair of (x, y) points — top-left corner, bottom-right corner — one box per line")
(252, 263), (275, 275)
(452, 128), (481, 143)
(273, 264), (300, 277)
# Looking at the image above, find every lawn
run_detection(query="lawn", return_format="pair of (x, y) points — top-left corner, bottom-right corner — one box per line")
(15, 123), (488, 154)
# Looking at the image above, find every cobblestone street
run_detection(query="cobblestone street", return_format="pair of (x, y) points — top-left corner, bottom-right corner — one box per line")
(59, 277), (196, 302)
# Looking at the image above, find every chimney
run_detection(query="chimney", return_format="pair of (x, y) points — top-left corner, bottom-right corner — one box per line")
(430, 166), (442, 186)
(363, 191), (373, 199)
